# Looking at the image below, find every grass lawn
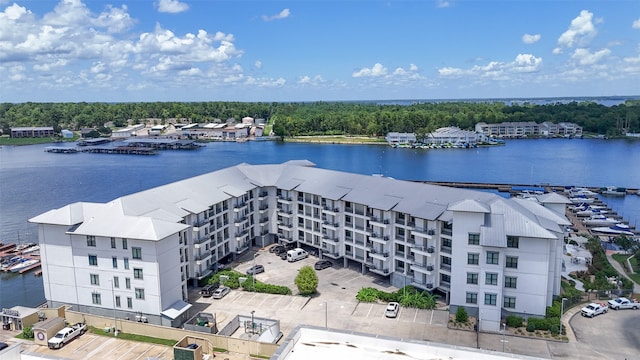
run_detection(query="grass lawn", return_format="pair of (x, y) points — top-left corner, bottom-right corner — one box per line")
(88, 326), (177, 346)
(611, 253), (640, 285)
(0, 135), (79, 146)
(285, 135), (387, 144)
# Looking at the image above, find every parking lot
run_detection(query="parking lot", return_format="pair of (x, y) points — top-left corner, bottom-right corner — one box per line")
(2, 246), (639, 359)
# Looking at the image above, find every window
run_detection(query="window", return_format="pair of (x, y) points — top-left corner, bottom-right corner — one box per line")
(135, 288), (145, 300)
(88, 255), (98, 266)
(132, 247), (141, 260)
(122, 238), (128, 249)
(468, 233), (480, 245)
(124, 257), (129, 270)
(125, 277), (131, 289)
(133, 268), (143, 280)
(113, 276), (119, 288)
(466, 272), (478, 285)
(127, 297), (132, 308)
(87, 235), (96, 247)
(440, 273), (450, 284)
(485, 272), (498, 285)
(467, 253), (479, 265)
(484, 293), (497, 306)
(504, 296), (516, 309)
(507, 236), (519, 248)
(442, 238), (452, 248)
(112, 256), (118, 268)
(506, 256), (518, 269)
(115, 296), (121, 308)
(111, 237), (116, 249)
(92, 292), (101, 305)
(486, 251), (499, 265)
(90, 274), (99, 285)
(505, 276), (517, 289)
(466, 292), (478, 304)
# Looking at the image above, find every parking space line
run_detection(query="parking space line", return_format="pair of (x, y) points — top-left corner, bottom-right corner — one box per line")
(133, 343), (154, 360)
(72, 334), (99, 353)
(429, 309), (434, 324)
(413, 309), (419, 323)
(366, 303), (374, 318)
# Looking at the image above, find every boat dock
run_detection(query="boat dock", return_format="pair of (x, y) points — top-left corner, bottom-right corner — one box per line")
(421, 181), (639, 196)
(18, 261), (41, 274)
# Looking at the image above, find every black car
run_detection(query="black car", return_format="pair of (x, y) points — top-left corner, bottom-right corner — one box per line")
(279, 251), (288, 260)
(269, 244), (285, 254)
(314, 260), (333, 270)
(200, 283), (219, 297)
(0, 341), (8, 351)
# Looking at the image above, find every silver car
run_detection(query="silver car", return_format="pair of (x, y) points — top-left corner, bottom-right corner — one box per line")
(211, 286), (231, 299)
(385, 302), (399, 318)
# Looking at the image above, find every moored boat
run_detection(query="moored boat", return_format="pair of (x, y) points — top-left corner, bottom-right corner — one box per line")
(582, 215), (619, 226)
(600, 186), (626, 196)
(576, 208), (608, 217)
(9, 258), (39, 273)
(591, 223), (635, 236)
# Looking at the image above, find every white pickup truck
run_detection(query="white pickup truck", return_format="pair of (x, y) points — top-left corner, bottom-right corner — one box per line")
(48, 323), (87, 349)
(580, 302), (608, 318)
(608, 297), (640, 310)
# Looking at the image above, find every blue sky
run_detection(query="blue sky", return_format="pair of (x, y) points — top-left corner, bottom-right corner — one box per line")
(0, 0), (638, 102)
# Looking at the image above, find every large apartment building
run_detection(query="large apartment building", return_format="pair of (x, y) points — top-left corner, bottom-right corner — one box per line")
(29, 161), (570, 331)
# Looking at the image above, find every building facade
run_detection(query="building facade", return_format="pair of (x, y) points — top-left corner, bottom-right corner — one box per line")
(10, 127), (55, 138)
(30, 161), (569, 331)
(475, 121), (583, 138)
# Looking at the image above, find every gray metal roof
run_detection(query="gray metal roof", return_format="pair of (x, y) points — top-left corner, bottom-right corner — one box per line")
(537, 192), (571, 204)
(480, 214), (507, 247)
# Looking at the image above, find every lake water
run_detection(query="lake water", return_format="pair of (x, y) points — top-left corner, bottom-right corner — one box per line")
(1, 138), (639, 308)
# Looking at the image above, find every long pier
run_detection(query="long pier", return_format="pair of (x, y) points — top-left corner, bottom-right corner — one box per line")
(421, 181), (639, 196)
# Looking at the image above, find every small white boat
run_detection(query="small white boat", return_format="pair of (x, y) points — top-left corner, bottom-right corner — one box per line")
(569, 196), (596, 204)
(21, 245), (40, 254)
(600, 186), (626, 197)
(565, 187), (598, 197)
(576, 208), (608, 217)
(591, 223), (635, 236)
(582, 215), (619, 226)
(8, 258), (39, 272)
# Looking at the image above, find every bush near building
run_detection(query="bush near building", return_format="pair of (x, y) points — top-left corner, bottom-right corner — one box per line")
(356, 286), (438, 309)
(206, 270), (292, 295)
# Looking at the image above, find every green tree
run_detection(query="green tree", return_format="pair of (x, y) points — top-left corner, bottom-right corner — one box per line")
(295, 265), (318, 296)
(455, 306), (469, 323)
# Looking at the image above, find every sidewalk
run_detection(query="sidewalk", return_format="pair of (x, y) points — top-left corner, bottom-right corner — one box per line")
(606, 252), (640, 294)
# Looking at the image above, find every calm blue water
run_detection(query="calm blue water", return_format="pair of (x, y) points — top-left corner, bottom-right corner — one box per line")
(1, 138), (639, 308)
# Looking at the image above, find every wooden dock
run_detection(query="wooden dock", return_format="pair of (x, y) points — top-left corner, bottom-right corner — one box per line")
(19, 262), (41, 274)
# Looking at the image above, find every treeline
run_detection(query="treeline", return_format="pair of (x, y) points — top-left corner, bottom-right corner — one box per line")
(1, 100), (639, 137)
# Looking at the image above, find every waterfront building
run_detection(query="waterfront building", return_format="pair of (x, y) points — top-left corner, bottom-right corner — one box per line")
(29, 161), (569, 331)
(385, 132), (416, 144)
(425, 126), (487, 146)
(475, 121), (583, 138)
(10, 127), (55, 138)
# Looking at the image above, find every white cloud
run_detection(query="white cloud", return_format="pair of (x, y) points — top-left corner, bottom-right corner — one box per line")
(557, 10), (597, 48)
(297, 75), (325, 85)
(262, 8), (290, 22)
(522, 33), (541, 44)
(352, 63), (388, 77)
(633, 18), (640, 29)
(254, 60), (262, 69)
(156, 0), (189, 14)
(436, 1), (450, 8)
(438, 54), (542, 79)
(571, 48), (611, 65)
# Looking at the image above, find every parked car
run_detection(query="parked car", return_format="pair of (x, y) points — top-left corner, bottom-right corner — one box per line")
(287, 248), (309, 262)
(279, 252), (288, 260)
(581, 302), (608, 317)
(607, 297), (640, 310)
(200, 283), (219, 297)
(385, 302), (399, 318)
(314, 260), (333, 270)
(246, 264), (265, 275)
(269, 244), (285, 254)
(0, 341), (8, 351)
(212, 286), (231, 299)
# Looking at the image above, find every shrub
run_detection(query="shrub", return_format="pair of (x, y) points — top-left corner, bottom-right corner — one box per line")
(21, 325), (33, 339)
(295, 266), (319, 296)
(549, 324), (560, 335)
(505, 315), (523, 328)
(356, 287), (381, 302)
(526, 322), (535, 332)
(455, 307), (468, 323)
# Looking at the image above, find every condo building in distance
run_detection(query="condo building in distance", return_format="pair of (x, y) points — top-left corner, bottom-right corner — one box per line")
(29, 160), (570, 330)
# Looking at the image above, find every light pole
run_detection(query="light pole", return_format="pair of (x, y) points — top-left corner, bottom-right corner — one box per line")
(252, 253), (258, 290)
(323, 302), (327, 328)
(251, 310), (255, 334)
(109, 279), (118, 336)
(560, 297), (568, 335)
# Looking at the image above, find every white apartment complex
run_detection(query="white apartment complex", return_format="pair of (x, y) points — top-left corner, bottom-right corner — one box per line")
(29, 161), (570, 330)
(475, 121), (583, 138)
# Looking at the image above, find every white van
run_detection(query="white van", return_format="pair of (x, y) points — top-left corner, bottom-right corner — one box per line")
(287, 248), (309, 262)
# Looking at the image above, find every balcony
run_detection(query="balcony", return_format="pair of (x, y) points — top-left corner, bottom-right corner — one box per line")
(234, 216), (249, 226)
(279, 236), (294, 243)
(258, 205), (269, 213)
(369, 234), (390, 244)
(258, 192), (268, 200)
(322, 221), (339, 229)
(233, 202), (247, 212)
(277, 195), (293, 203)
(322, 206), (340, 214)
(322, 252), (342, 259)
(440, 245), (452, 254)
(370, 251), (390, 260)
(277, 223), (293, 230)
(368, 266), (390, 276)
(411, 227), (435, 238)
(441, 228), (453, 236)
(193, 219), (208, 228)
(322, 235), (339, 245)
(410, 262), (434, 274)
(410, 245), (435, 256)
(193, 235), (210, 247)
(259, 217), (269, 225)
(411, 280), (434, 291)
(440, 263), (451, 271)
(235, 243), (250, 254)
(194, 252), (211, 262)
(277, 209), (293, 217)
(235, 230), (249, 240)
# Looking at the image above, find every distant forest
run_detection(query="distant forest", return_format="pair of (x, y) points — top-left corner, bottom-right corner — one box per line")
(1, 100), (639, 138)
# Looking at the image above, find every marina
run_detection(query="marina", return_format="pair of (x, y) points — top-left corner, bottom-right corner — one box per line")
(45, 138), (203, 155)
